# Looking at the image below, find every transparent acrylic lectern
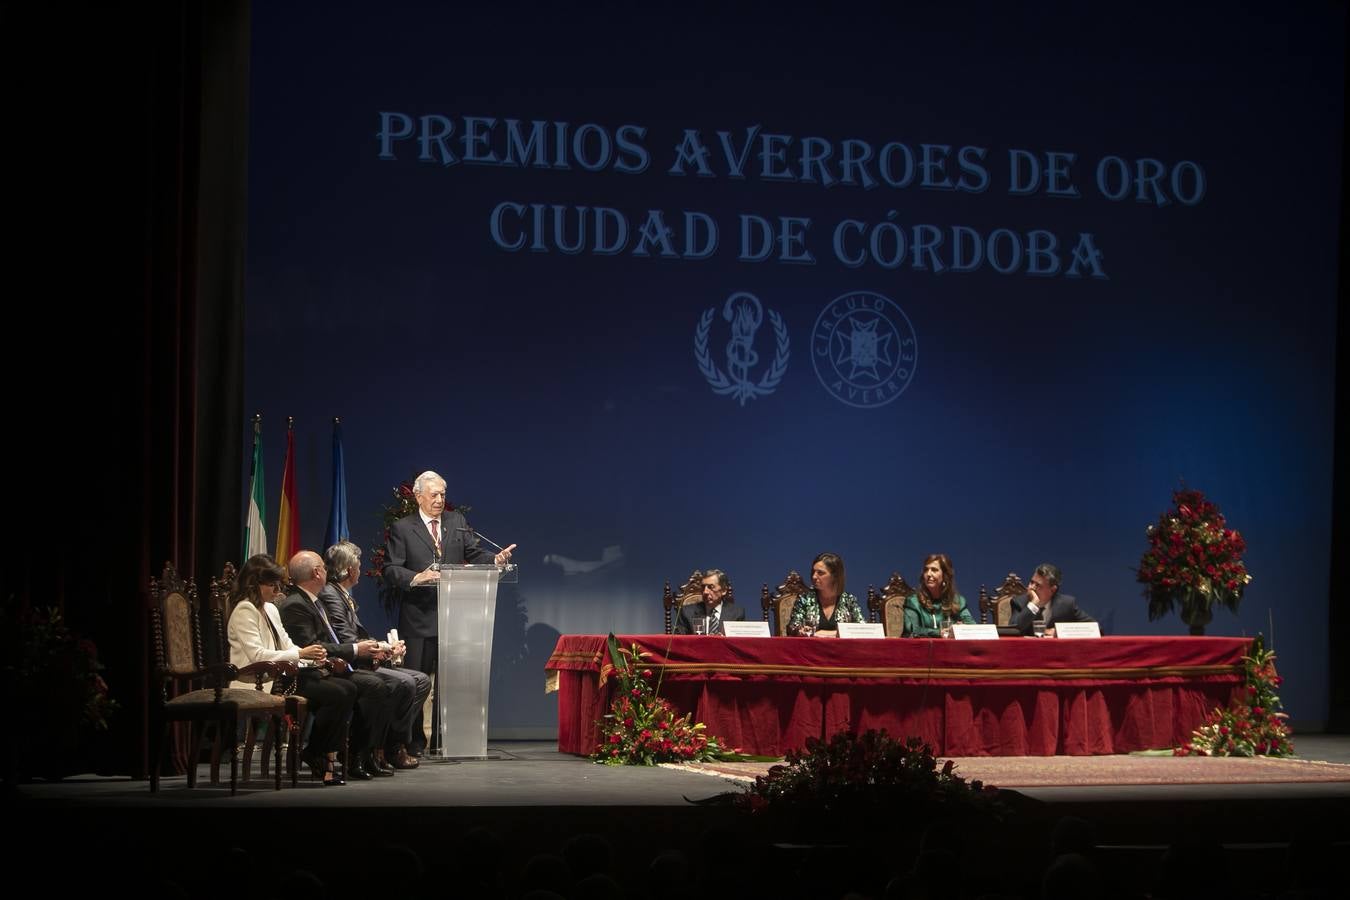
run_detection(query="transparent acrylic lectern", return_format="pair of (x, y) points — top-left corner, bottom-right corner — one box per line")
(427, 563), (518, 760)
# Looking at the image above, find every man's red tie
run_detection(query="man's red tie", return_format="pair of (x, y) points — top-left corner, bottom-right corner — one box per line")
(429, 519), (440, 552)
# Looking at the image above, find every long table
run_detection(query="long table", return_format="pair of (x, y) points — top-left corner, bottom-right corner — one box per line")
(546, 634), (1249, 757)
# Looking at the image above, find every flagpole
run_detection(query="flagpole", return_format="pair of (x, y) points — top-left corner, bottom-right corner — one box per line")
(243, 413), (268, 563)
(276, 416), (299, 566)
(326, 416), (349, 548)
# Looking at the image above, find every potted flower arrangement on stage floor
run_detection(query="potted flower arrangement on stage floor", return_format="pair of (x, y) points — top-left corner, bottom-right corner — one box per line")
(591, 635), (732, 765)
(1176, 634), (1292, 757)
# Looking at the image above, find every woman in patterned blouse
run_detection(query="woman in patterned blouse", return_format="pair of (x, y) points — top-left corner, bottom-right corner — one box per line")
(787, 552), (866, 637)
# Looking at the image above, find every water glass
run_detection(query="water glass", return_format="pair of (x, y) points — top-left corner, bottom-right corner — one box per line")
(1032, 620), (1046, 638)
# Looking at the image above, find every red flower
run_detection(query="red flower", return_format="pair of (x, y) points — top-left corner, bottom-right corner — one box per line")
(641, 669), (652, 678)
(608, 733), (621, 744)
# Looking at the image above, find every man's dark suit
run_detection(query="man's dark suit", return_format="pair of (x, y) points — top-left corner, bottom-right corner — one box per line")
(279, 588), (394, 760)
(319, 582), (431, 753)
(383, 508), (491, 669)
(382, 508), (492, 754)
(1009, 592), (1094, 636)
(673, 599), (747, 635)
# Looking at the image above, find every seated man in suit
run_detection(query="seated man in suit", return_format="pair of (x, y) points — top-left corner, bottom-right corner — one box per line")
(320, 540), (431, 771)
(1009, 562), (1095, 636)
(281, 550), (396, 779)
(673, 569), (746, 635)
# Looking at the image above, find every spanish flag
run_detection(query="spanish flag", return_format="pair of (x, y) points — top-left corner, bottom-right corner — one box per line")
(275, 418), (300, 566)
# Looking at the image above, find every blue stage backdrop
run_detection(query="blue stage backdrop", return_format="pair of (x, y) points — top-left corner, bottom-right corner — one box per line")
(244, 1), (1344, 736)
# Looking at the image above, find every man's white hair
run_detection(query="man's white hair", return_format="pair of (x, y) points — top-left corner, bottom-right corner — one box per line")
(413, 470), (445, 494)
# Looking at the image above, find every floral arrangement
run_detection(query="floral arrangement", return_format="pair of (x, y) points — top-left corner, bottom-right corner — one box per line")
(1175, 635), (1292, 757)
(592, 635), (731, 765)
(736, 729), (1002, 820)
(1137, 487), (1251, 629)
(13, 607), (117, 731)
(364, 477), (469, 613)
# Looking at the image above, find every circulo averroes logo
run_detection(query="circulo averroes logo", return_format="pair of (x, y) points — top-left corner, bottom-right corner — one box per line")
(811, 291), (917, 408)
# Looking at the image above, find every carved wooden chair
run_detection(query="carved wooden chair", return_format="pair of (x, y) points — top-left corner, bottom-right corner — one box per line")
(149, 562), (287, 794)
(663, 570), (743, 633)
(764, 570), (810, 636)
(210, 562), (307, 787)
(978, 572), (1028, 627)
(867, 572), (916, 637)
(663, 571), (703, 634)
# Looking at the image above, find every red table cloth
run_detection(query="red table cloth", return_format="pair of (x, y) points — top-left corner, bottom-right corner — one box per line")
(546, 634), (1249, 757)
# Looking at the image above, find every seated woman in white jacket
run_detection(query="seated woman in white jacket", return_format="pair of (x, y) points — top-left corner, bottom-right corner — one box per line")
(227, 554), (355, 785)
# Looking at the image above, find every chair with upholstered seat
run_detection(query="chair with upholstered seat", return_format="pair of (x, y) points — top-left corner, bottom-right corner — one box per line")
(764, 570), (810, 636)
(867, 572), (916, 637)
(149, 561), (288, 794)
(978, 572), (1028, 627)
(209, 562), (307, 788)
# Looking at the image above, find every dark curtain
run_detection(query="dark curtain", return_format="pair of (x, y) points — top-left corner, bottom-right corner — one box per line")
(2, 1), (248, 779)
(1329, 11), (1350, 733)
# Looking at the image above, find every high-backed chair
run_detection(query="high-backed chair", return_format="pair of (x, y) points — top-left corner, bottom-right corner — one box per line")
(765, 570), (810, 636)
(978, 572), (1028, 627)
(149, 562), (287, 794)
(663, 571), (702, 633)
(210, 562), (305, 787)
(664, 570), (742, 633)
(867, 572), (916, 637)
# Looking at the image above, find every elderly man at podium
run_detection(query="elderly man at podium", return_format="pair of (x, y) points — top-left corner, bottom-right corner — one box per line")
(382, 469), (515, 756)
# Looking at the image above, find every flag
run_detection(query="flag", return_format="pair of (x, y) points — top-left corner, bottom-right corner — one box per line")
(275, 418), (300, 566)
(324, 418), (349, 548)
(243, 415), (268, 562)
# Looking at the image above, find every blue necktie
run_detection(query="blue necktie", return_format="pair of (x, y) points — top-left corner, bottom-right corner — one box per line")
(314, 599), (340, 644)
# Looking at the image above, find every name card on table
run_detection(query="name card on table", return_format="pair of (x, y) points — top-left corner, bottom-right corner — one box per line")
(722, 620), (771, 638)
(1054, 622), (1101, 639)
(952, 624), (999, 640)
(837, 622), (886, 639)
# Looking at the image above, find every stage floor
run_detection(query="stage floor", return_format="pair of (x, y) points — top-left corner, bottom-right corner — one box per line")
(15, 736), (1350, 810)
(12, 738), (1350, 898)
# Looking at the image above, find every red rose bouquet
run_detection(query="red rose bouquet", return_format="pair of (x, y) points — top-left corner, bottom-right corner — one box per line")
(1137, 487), (1251, 632)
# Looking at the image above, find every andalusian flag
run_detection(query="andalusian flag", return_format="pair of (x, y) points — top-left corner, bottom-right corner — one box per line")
(324, 418), (349, 548)
(275, 418), (300, 566)
(242, 415), (268, 561)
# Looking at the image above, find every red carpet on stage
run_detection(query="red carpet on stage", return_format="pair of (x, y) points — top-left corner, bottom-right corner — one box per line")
(669, 755), (1350, 788)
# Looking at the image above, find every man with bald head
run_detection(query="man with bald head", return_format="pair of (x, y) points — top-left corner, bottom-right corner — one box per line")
(382, 470), (515, 756)
(280, 550), (396, 779)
